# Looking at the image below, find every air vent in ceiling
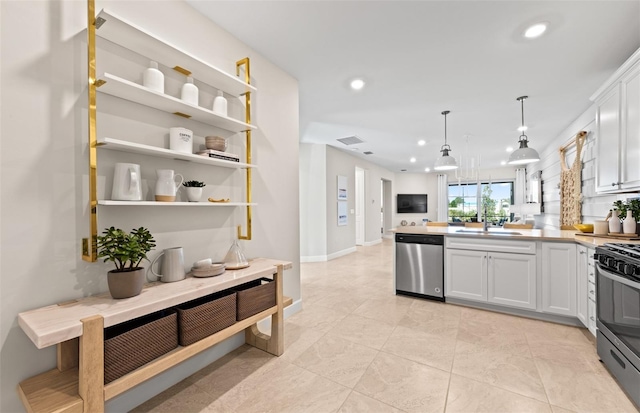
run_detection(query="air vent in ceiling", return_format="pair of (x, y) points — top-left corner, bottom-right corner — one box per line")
(363, 151), (373, 155)
(337, 135), (364, 146)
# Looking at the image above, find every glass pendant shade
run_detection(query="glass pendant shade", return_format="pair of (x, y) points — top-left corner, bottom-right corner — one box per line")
(508, 96), (540, 165)
(434, 110), (458, 171)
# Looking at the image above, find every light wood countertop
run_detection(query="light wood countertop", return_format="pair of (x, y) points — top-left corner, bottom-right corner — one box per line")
(392, 226), (640, 247)
(18, 258), (292, 349)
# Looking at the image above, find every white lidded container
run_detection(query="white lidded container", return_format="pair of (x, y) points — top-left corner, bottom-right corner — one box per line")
(180, 76), (198, 105)
(212, 90), (227, 116)
(143, 61), (164, 93)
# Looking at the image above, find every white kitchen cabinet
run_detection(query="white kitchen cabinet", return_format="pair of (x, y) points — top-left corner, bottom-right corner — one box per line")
(541, 242), (577, 316)
(488, 252), (536, 310)
(592, 48), (640, 193)
(577, 245), (589, 327)
(587, 248), (597, 336)
(445, 248), (486, 302)
(445, 238), (537, 310)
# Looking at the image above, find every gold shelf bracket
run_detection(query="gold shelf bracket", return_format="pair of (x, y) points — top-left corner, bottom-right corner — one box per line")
(82, 0), (98, 262)
(173, 66), (192, 76)
(236, 58), (252, 241)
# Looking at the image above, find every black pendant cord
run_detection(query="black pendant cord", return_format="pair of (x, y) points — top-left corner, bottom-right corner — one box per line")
(518, 96), (528, 142)
(442, 110), (450, 148)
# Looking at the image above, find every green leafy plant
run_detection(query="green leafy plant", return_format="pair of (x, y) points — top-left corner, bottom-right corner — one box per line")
(613, 199), (640, 221)
(97, 227), (156, 272)
(183, 180), (206, 188)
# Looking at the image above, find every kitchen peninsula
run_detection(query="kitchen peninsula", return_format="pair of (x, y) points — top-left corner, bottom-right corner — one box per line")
(393, 226), (638, 333)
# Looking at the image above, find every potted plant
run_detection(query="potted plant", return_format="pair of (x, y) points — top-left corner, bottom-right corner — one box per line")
(613, 199), (640, 234)
(97, 226), (156, 299)
(183, 180), (206, 202)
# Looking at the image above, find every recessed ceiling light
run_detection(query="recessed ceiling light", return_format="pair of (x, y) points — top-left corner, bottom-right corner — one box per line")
(506, 146), (513, 152)
(410, 157), (416, 163)
(350, 78), (365, 90)
(524, 23), (547, 38)
(418, 140), (426, 146)
(424, 167), (430, 172)
(517, 125), (528, 132)
(501, 161), (507, 166)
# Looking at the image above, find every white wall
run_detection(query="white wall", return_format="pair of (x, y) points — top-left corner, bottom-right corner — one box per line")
(299, 144), (394, 260)
(528, 104), (637, 229)
(393, 173), (439, 226)
(0, 1), (300, 412)
(299, 143), (327, 259)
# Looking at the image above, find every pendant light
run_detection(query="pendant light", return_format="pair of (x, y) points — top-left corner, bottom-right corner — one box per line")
(508, 96), (540, 165)
(434, 110), (458, 171)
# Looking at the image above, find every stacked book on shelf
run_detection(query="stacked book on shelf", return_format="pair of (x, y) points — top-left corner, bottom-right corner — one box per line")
(196, 149), (240, 163)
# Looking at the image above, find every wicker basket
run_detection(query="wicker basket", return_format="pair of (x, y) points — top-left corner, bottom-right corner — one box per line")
(177, 291), (237, 346)
(104, 309), (178, 384)
(234, 278), (276, 320)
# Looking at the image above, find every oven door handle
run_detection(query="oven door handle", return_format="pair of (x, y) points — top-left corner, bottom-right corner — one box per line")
(597, 264), (640, 289)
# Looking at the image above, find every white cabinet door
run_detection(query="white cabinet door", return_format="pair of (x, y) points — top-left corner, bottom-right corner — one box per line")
(445, 249), (486, 302)
(621, 65), (640, 191)
(595, 85), (622, 193)
(541, 243), (577, 316)
(576, 245), (589, 327)
(487, 252), (536, 310)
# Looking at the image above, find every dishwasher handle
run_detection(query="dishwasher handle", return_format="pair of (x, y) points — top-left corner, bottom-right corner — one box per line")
(395, 233), (444, 245)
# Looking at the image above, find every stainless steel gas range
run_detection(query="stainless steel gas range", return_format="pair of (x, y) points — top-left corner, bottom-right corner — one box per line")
(595, 243), (640, 408)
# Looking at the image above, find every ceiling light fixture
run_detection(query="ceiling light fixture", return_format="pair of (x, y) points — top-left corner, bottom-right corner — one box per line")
(501, 161), (507, 166)
(508, 96), (540, 165)
(418, 140), (426, 146)
(434, 110), (458, 171)
(425, 167), (430, 172)
(506, 146), (513, 152)
(524, 23), (547, 38)
(350, 78), (365, 90)
(410, 157), (416, 163)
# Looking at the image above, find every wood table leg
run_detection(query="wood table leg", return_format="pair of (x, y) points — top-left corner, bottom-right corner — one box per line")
(57, 338), (79, 372)
(245, 264), (284, 356)
(79, 315), (104, 413)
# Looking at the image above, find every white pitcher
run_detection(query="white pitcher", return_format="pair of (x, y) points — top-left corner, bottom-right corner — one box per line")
(112, 163), (142, 201)
(155, 169), (183, 202)
(150, 247), (186, 283)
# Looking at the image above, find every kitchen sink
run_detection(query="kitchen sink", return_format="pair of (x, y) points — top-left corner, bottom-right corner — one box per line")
(455, 230), (522, 236)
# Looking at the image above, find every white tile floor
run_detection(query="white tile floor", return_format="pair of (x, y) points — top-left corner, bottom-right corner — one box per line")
(132, 239), (638, 413)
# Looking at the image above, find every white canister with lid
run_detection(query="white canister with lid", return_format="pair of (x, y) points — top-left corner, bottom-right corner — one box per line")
(169, 127), (193, 154)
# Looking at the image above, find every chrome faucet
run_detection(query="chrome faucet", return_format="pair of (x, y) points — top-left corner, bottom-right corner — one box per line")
(483, 207), (489, 232)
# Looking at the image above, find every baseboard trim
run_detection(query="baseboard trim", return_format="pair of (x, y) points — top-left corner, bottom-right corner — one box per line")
(364, 239), (382, 246)
(327, 247), (357, 261)
(382, 234), (393, 239)
(445, 297), (583, 327)
(300, 255), (327, 262)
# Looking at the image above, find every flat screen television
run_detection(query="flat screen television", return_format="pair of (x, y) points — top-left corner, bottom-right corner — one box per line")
(397, 194), (428, 213)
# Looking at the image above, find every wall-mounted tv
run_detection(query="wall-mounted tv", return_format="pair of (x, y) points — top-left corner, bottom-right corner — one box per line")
(397, 194), (428, 213)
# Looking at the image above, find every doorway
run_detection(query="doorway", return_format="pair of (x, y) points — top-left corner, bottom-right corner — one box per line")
(355, 167), (365, 246)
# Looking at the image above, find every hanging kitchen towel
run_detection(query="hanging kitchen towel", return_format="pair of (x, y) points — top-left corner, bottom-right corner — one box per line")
(559, 131), (587, 228)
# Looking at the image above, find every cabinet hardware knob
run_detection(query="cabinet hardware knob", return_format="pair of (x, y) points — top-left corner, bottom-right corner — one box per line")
(612, 183), (617, 186)
(590, 316), (595, 321)
(580, 251), (586, 254)
(590, 290), (595, 294)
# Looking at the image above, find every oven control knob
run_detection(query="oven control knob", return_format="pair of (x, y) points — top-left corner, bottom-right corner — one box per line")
(624, 264), (636, 275)
(607, 257), (617, 268)
(617, 261), (627, 272)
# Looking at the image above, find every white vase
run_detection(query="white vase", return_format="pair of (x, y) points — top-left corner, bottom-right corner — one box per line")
(186, 187), (203, 202)
(609, 209), (622, 233)
(623, 210), (637, 234)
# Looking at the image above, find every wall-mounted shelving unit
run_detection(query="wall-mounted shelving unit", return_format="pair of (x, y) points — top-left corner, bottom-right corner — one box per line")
(82, 3), (256, 261)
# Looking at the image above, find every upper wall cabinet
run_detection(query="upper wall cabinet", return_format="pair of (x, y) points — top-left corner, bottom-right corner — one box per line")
(592, 48), (640, 193)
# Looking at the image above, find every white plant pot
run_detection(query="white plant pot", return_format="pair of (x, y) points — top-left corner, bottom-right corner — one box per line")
(186, 187), (203, 202)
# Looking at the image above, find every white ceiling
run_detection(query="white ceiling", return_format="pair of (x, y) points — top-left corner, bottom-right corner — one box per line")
(186, 0), (640, 173)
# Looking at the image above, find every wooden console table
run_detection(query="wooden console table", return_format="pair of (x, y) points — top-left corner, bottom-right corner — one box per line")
(17, 258), (292, 413)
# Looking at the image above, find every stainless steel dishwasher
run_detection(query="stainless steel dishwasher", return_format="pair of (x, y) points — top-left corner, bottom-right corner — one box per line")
(395, 233), (444, 301)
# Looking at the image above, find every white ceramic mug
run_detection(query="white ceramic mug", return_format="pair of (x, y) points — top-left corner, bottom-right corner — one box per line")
(112, 163), (142, 201)
(594, 220), (608, 235)
(155, 169), (183, 202)
(151, 247), (186, 283)
(169, 127), (193, 154)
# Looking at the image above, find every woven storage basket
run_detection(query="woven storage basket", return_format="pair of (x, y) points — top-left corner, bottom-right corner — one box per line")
(234, 278), (276, 320)
(104, 309), (178, 384)
(177, 290), (237, 346)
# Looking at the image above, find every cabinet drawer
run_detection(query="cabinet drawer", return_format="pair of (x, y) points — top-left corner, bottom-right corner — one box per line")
(445, 237), (536, 254)
(588, 265), (596, 284)
(588, 281), (596, 302)
(588, 298), (597, 331)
